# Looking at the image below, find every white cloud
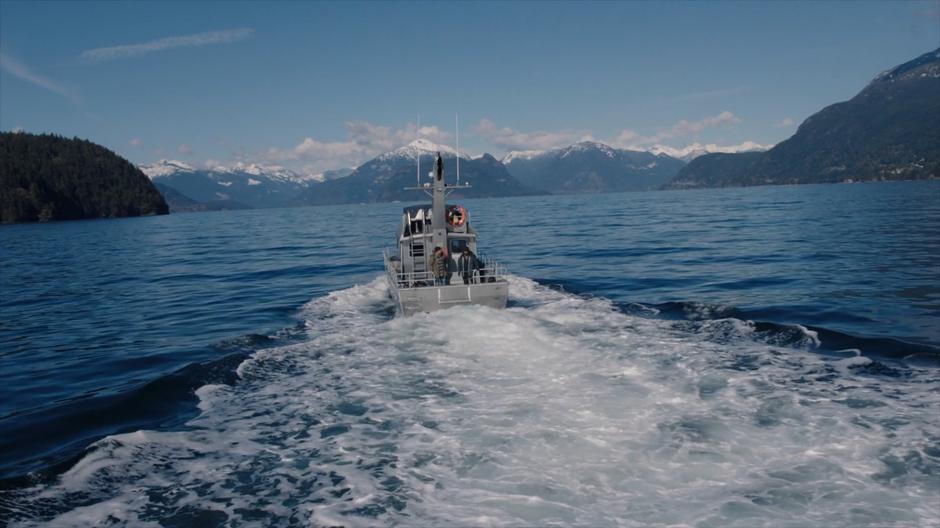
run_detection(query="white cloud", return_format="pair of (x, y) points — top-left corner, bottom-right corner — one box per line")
(612, 129), (640, 145)
(261, 120), (453, 172)
(475, 119), (593, 151)
(776, 117), (795, 128)
(0, 52), (79, 103)
(610, 111), (742, 149)
(129, 138), (142, 147)
(202, 112), (750, 173)
(177, 144), (193, 155)
(671, 111), (741, 136)
(81, 28), (254, 62)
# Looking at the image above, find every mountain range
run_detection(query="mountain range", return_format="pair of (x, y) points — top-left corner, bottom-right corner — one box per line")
(668, 47), (940, 188)
(501, 141), (687, 193)
(147, 140), (693, 209)
(144, 48), (939, 207)
(293, 139), (543, 206)
(141, 160), (330, 209)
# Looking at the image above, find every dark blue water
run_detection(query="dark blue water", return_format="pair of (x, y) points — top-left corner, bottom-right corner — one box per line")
(1, 181), (938, 526)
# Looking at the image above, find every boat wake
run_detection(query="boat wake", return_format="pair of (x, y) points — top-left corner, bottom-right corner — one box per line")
(2, 276), (938, 527)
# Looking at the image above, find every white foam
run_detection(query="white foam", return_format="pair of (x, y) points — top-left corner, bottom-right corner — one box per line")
(7, 276), (939, 527)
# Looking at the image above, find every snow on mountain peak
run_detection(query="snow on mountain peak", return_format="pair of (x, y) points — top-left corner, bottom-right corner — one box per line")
(562, 140), (616, 158)
(213, 161), (319, 183)
(140, 159), (322, 184)
(503, 141), (619, 164)
(649, 141), (773, 162)
(380, 139), (467, 160)
(140, 159), (196, 179)
(501, 149), (546, 164)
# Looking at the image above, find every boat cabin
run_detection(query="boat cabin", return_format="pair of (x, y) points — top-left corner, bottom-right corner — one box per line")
(393, 203), (476, 285)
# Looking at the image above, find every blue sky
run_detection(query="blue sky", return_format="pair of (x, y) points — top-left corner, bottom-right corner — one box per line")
(1, 1), (938, 173)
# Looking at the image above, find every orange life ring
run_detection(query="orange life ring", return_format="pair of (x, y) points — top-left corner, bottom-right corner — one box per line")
(447, 205), (467, 227)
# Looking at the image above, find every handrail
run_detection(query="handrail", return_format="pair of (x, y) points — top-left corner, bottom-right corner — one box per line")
(384, 250), (508, 289)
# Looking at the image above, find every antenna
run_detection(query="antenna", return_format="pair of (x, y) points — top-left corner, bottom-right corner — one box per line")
(456, 114), (460, 186)
(416, 115), (420, 186)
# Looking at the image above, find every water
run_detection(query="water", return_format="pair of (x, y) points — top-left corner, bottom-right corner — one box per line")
(1, 181), (938, 526)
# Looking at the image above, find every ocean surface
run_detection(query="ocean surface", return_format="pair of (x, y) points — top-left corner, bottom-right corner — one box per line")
(1, 181), (938, 527)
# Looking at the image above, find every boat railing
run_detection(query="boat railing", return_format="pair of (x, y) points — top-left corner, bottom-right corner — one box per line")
(384, 250), (509, 289)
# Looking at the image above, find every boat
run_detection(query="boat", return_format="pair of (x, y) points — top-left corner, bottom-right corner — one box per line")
(384, 149), (509, 315)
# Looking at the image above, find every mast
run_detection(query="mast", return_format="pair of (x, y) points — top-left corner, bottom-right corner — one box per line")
(456, 114), (460, 186)
(416, 115), (420, 186)
(431, 152), (446, 252)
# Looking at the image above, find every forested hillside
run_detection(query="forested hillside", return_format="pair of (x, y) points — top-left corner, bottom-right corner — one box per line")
(0, 133), (168, 223)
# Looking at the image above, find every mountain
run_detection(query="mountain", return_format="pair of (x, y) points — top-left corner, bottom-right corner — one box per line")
(668, 48), (940, 189)
(141, 160), (320, 208)
(313, 167), (355, 181)
(502, 141), (686, 193)
(153, 182), (251, 213)
(0, 132), (168, 223)
(294, 140), (543, 206)
(647, 141), (772, 162)
(664, 152), (765, 189)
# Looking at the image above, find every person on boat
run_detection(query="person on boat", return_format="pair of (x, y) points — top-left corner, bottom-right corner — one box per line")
(457, 247), (482, 285)
(434, 152), (443, 181)
(432, 246), (449, 286)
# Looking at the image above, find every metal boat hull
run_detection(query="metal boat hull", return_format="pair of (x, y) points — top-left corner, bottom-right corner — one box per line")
(388, 280), (508, 316)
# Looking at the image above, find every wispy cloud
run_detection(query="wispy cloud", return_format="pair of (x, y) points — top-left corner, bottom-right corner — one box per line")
(775, 117), (795, 128)
(474, 119), (593, 151)
(0, 52), (79, 103)
(130, 138), (142, 147)
(475, 112), (742, 155)
(177, 143), (193, 155)
(81, 28), (254, 62)
(263, 120), (453, 172)
(611, 111), (742, 148)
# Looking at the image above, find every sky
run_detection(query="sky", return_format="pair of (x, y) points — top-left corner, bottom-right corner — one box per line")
(1, 1), (938, 174)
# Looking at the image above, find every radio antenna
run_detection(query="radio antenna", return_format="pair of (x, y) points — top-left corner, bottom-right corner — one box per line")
(416, 115), (420, 186)
(456, 114), (460, 186)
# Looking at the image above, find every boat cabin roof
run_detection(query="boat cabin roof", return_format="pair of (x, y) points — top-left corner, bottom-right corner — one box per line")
(402, 204), (431, 216)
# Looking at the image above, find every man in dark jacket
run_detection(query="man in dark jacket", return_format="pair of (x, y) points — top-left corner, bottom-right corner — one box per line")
(457, 247), (481, 285)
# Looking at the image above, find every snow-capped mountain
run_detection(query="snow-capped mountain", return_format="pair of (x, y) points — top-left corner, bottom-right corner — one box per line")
(503, 141), (773, 165)
(294, 144), (542, 206)
(502, 141), (686, 193)
(648, 141), (773, 162)
(209, 162), (322, 184)
(142, 160), (322, 184)
(140, 160), (322, 209)
(310, 167), (355, 182)
(500, 149), (546, 164)
(376, 139), (469, 162)
(140, 159), (196, 179)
